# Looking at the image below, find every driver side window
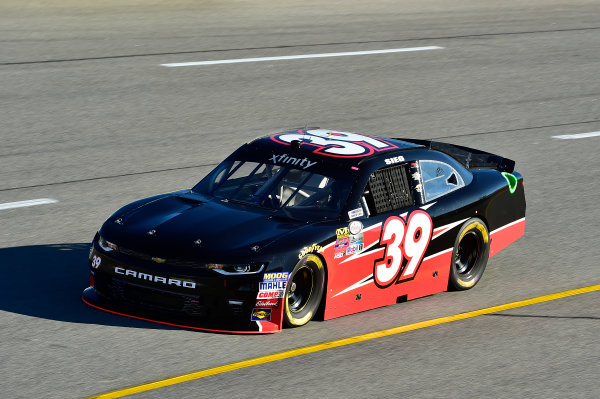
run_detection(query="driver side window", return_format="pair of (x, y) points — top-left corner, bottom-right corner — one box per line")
(420, 160), (464, 202)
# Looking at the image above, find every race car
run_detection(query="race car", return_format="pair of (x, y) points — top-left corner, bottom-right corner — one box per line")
(82, 129), (526, 333)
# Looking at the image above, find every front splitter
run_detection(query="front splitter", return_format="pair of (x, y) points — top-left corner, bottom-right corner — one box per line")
(82, 287), (282, 334)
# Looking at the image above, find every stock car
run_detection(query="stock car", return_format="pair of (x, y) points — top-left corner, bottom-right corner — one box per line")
(82, 129), (526, 333)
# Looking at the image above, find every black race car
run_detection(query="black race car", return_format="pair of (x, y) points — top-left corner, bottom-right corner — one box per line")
(83, 129), (525, 333)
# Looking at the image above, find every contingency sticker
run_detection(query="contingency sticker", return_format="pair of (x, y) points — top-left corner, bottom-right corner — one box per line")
(335, 237), (350, 248)
(346, 233), (364, 255)
(262, 272), (289, 283)
(348, 220), (363, 235)
(257, 290), (285, 299)
(336, 227), (350, 239)
(251, 308), (272, 321)
(348, 207), (364, 219)
(255, 299), (279, 308)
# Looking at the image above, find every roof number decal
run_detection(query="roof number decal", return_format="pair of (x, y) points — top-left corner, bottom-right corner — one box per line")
(271, 129), (397, 158)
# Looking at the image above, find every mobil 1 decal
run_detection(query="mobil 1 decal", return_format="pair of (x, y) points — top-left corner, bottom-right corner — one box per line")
(374, 210), (433, 288)
(270, 129), (397, 158)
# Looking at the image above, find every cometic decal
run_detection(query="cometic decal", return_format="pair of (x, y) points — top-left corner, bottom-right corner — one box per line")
(270, 129), (398, 158)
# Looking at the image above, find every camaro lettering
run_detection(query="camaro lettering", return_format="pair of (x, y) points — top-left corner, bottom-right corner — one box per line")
(113, 267), (196, 289)
(270, 154), (317, 170)
(138, 273), (153, 281)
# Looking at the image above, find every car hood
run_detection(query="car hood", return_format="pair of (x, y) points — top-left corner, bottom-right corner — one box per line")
(100, 192), (311, 261)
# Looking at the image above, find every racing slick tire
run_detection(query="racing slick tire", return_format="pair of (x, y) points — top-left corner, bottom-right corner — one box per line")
(284, 254), (325, 327)
(448, 218), (490, 291)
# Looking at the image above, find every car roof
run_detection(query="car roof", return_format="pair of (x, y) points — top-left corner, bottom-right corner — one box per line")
(246, 129), (423, 169)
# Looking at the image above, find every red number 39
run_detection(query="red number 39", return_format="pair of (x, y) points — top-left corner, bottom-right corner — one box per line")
(374, 210), (433, 288)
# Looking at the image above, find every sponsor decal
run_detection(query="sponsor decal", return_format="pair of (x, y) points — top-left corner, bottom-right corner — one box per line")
(251, 308), (272, 321)
(336, 227), (350, 238)
(334, 251), (345, 259)
(384, 155), (405, 165)
(298, 243), (322, 260)
(348, 207), (364, 219)
(270, 129), (397, 158)
(259, 281), (287, 291)
(255, 299), (279, 307)
(346, 243), (364, 255)
(349, 220), (363, 235)
(262, 272), (289, 282)
(114, 266), (196, 289)
(91, 255), (101, 269)
(349, 233), (363, 244)
(257, 290), (285, 299)
(335, 237), (350, 248)
(270, 153), (317, 170)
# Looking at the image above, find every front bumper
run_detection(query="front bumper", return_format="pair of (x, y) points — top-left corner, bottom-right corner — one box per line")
(83, 246), (283, 333)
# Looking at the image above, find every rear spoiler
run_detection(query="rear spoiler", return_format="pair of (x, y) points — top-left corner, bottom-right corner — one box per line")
(394, 138), (515, 173)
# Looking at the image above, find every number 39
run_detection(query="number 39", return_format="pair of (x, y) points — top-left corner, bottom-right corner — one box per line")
(374, 211), (433, 288)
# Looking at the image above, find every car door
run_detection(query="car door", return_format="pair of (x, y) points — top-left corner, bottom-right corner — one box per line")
(323, 161), (427, 319)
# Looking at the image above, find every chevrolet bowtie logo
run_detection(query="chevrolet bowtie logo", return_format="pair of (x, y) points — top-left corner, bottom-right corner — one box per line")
(152, 257), (166, 263)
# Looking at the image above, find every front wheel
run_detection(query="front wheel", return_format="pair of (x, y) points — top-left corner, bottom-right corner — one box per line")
(284, 254), (325, 327)
(448, 218), (490, 291)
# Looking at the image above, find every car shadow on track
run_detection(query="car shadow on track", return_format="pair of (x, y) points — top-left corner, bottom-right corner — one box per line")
(0, 243), (176, 330)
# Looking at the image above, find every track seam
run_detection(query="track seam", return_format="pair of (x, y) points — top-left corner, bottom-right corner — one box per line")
(2, 26), (599, 66)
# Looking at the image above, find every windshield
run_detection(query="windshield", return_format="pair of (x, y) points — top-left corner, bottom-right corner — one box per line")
(192, 160), (351, 220)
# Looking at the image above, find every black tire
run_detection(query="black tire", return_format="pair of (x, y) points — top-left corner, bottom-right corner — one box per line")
(448, 218), (490, 291)
(284, 254), (325, 327)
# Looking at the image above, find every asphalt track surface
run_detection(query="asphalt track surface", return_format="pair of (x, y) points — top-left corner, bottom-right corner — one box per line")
(1, 1), (599, 398)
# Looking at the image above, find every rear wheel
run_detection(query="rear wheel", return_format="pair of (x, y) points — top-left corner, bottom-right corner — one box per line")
(448, 218), (490, 290)
(284, 254), (325, 327)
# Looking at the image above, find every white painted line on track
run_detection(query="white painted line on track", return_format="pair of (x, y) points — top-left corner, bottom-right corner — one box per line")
(553, 131), (600, 140)
(161, 46), (444, 67)
(0, 198), (58, 210)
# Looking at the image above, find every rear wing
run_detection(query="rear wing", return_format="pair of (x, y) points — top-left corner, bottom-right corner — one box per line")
(394, 138), (515, 173)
